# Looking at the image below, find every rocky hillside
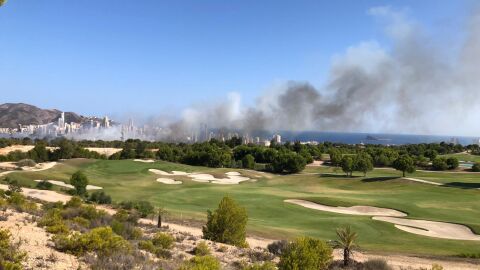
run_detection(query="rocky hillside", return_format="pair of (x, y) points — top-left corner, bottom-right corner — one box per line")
(0, 103), (84, 128)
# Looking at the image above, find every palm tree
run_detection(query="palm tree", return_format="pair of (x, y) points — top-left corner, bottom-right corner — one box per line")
(157, 207), (167, 228)
(334, 226), (358, 266)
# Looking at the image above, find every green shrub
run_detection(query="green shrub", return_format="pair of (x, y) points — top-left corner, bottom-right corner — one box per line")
(267, 240), (288, 255)
(242, 154), (255, 169)
(6, 192), (25, 206)
(6, 192), (38, 213)
(138, 238), (172, 259)
(53, 227), (130, 256)
(138, 240), (156, 254)
(111, 220), (143, 240)
(36, 180), (53, 190)
(119, 200), (154, 218)
(113, 209), (140, 224)
(89, 191), (112, 204)
(0, 261), (23, 270)
(70, 171), (89, 196)
(0, 228), (27, 267)
(472, 163), (480, 172)
(203, 196), (248, 247)
(133, 201), (154, 218)
(243, 262), (277, 270)
(154, 248), (172, 259)
(458, 252), (480, 258)
(65, 196), (83, 208)
(179, 255), (221, 270)
(194, 241), (210, 256)
(363, 259), (392, 270)
(72, 216), (91, 228)
(16, 159), (36, 167)
(38, 209), (69, 234)
(432, 158), (448, 171)
(152, 232), (174, 249)
(278, 237), (333, 270)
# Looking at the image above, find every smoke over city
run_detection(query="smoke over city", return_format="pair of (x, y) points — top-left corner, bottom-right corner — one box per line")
(61, 6), (480, 141)
(150, 6), (478, 139)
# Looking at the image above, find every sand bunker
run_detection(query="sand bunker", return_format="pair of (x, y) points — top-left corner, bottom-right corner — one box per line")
(21, 162), (58, 172)
(0, 184), (71, 203)
(286, 199), (480, 241)
(285, 199), (407, 217)
(0, 145), (35, 155)
(85, 147), (122, 157)
(403, 177), (443, 186)
(0, 162), (58, 177)
(155, 178), (182, 185)
(148, 169), (189, 176)
(34, 180), (102, 190)
(0, 162), (18, 170)
(134, 159), (155, 163)
(148, 169), (251, 184)
(373, 216), (480, 241)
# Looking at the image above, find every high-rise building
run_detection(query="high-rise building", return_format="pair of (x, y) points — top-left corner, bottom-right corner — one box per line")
(103, 116), (110, 128)
(273, 134), (282, 144)
(58, 112), (65, 129)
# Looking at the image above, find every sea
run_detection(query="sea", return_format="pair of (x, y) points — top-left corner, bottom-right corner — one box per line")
(276, 131), (480, 146)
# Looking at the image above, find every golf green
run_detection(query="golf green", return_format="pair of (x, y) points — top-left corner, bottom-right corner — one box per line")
(5, 159), (480, 256)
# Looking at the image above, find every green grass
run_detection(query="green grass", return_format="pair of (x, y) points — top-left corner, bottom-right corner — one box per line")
(440, 153), (480, 163)
(4, 159), (480, 256)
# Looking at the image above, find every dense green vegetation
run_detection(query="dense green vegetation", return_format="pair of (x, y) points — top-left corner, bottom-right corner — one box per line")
(278, 236), (333, 270)
(4, 158), (480, 256)
(203, 196), (248, 247)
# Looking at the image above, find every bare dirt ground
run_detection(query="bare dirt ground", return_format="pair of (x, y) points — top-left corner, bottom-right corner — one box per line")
(0, 145), (57, 155)
(0, 210), (84, 270)
(0, 145), (35, 155)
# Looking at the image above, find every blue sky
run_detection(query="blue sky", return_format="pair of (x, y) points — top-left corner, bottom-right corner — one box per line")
(0, 0), (470, 118)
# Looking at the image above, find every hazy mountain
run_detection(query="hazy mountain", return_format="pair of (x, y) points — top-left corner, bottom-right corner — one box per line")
(0, 103), (85, 128)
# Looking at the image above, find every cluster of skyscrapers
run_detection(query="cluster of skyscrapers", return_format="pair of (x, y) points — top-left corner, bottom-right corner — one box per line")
(0, 112), (113, 137)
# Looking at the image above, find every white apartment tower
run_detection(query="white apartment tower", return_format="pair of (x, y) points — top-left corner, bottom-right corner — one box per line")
(58, 112), (65, 129)
(273, 134), (282, 144)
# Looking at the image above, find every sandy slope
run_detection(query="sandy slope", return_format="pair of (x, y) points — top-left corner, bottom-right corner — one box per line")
(0, 145), (35, 154)
(0, 210), (83, 269)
